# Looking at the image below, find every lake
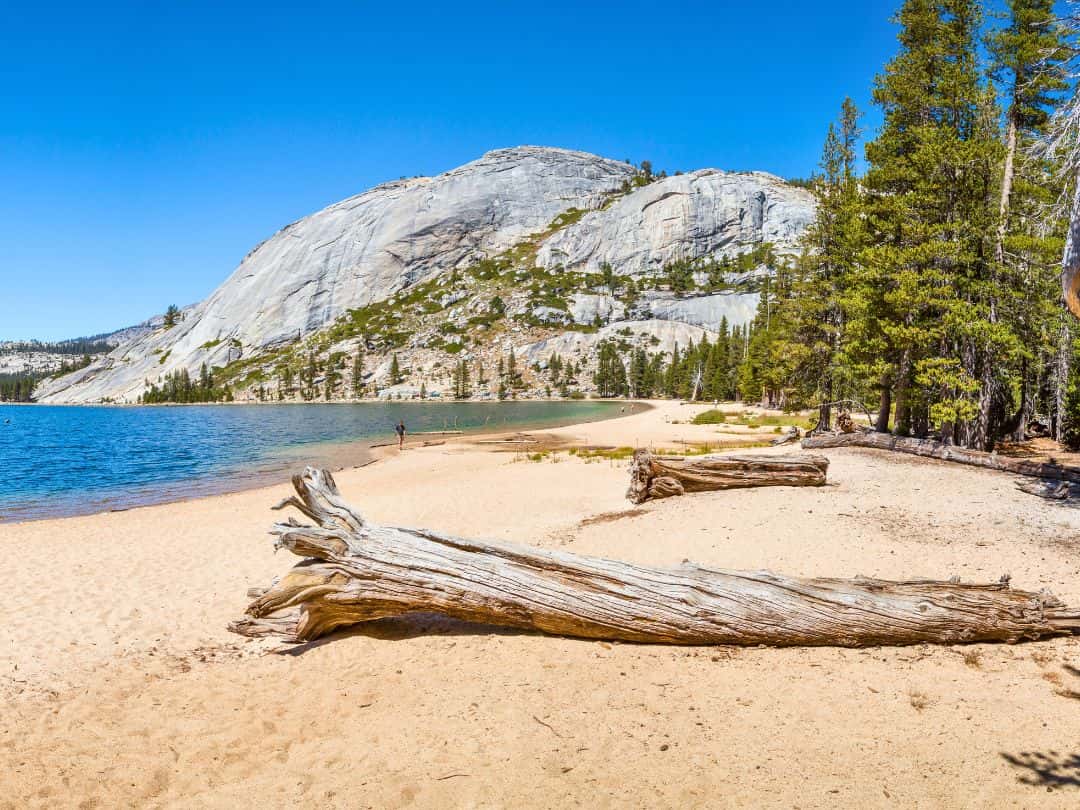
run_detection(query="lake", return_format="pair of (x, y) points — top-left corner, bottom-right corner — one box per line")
(0, 401), (620, 522)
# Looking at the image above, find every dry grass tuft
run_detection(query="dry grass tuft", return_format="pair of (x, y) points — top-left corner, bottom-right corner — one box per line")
(1031, 648), (1057, 667)
(961, 649), (983, 669)
(908, 690), (931, 711)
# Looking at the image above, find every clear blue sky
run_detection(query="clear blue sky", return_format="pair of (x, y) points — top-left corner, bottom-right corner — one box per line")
(3, 1), (908, 341)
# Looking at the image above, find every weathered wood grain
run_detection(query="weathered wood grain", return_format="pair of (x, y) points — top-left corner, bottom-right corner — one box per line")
(626, 449), (829, 504)
(229, 468), (1080, 646)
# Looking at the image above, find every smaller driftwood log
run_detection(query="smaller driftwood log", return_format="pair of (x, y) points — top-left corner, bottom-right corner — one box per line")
(1016, 480), (1075, 500)
(803, 429), (1080, 484)
(627, 449), (829, 504)
(230, 468), (1080, 646)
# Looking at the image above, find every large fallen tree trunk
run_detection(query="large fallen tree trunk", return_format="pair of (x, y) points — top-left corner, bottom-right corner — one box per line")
(803, 429), (1080, 484)
(229, 467), (1079, 646)
(626, 449), (828, 504)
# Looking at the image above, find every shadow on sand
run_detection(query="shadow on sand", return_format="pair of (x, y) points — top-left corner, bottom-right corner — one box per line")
(1001, 665), (1080, 788)
(1001, 751), (1080, 788)
(275, 612), (536, 656)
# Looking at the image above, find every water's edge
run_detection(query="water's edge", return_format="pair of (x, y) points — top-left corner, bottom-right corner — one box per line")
(0, 401), (634, 524)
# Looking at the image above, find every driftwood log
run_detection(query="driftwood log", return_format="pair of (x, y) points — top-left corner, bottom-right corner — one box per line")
(803, 429), (1080, 484)
(627, 450), (828, 504)
(229, 468), (1080, 646)
(1016, 480), (1075, 500)
(770, 426), (802, 446)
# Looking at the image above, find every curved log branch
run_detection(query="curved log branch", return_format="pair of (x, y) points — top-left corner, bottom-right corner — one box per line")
(229, 468), (1080, 647)
(803, 429), (1080, 484)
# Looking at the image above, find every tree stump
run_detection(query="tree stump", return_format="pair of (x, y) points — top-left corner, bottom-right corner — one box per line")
(229, 468), (1079, 646)
(627, 450), (829, 504)
(836, 411), (856, 433)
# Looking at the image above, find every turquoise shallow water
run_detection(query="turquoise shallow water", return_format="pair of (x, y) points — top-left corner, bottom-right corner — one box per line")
(0, 401), (619, 522)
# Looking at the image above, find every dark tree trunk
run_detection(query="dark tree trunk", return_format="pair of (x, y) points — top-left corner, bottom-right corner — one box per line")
(875, 386), (892, 433)
(912, 402), (929, 439)
(894, 387), (911, 437)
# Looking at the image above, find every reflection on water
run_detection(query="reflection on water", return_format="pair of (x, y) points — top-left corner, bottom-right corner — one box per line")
(0, 401), (619, 522)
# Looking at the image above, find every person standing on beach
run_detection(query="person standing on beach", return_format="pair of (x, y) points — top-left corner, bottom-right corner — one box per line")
(395, 419), (406, 450)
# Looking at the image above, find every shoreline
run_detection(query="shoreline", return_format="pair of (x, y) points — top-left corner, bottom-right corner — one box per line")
(0, 400), (645, 525)
(5, 399), (1080, 807)
(3, 399), (1079, 807)
(9, 396), (634, 408)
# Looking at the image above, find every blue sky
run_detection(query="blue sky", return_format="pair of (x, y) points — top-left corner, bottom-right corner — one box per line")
(3, 1), (911, 340)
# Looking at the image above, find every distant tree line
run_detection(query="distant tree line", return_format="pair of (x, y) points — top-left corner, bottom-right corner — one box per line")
(0, 354), (97, 402)
(0, 373), (39, 402)
(586, 317), (749, 400)
(0, 338), (112, 356)
(140, 364), (233, 404)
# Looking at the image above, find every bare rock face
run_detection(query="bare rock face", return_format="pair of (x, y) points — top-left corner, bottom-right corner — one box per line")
(514, 320), (718, 369)
(568, 293), (626, 325)
(37, 148), (634, 403)
(635, 291), (760, 330)
(535, 169), (814, 276)
(36, 150), (816, 404)
(197, 146), (633, 350)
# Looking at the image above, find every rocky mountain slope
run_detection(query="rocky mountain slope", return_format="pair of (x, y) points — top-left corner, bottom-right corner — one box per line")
(36, 147), (815, 403)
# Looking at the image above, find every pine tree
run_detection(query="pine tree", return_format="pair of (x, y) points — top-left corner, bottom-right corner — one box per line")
(990, 0), (1068, 263)
(664, 343), (680, 396)
(594, 341), (627, 397)
(854, 0), (1000, 444)
(507, 349), (519, 391)
(452, 359), (471, 399)
(390, 353), (403, 385)
(629, 348), (648, 398)
(600, 262), (617, 295)
(305, 353), (317, 400)
(767, 99), (866, 422)
(352, 351), (364, 397)
(988, 0), (1070, 440)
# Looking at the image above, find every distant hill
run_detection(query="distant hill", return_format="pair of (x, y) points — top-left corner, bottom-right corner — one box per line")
(35, 147), (815, 404)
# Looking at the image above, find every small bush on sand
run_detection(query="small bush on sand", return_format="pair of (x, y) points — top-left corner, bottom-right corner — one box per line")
(691, 409), (726, 425)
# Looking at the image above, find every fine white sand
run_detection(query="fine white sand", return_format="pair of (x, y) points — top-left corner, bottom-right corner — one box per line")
(2, 400), (1079, 808)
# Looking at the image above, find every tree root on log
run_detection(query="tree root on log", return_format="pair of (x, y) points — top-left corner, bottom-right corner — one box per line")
(770, 427), (802, 446)
(627, 449), (828, 504)
(803, 429), (1080, 484)
(228, 468), (1080, 646)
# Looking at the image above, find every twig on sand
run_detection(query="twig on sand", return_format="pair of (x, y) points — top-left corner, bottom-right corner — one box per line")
(532, 715), (562, 737)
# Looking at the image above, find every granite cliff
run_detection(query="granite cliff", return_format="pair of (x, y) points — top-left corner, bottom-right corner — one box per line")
(36, 147), (815, 403)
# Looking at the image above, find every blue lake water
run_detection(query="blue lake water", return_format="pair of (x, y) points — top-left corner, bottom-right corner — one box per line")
(0, 401), (620, 522)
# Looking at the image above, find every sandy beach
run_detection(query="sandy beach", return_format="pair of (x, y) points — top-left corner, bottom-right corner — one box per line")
(3, 400), (1079, 808)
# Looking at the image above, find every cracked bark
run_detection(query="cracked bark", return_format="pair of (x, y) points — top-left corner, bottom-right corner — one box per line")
(229, 468), (1080, 646)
